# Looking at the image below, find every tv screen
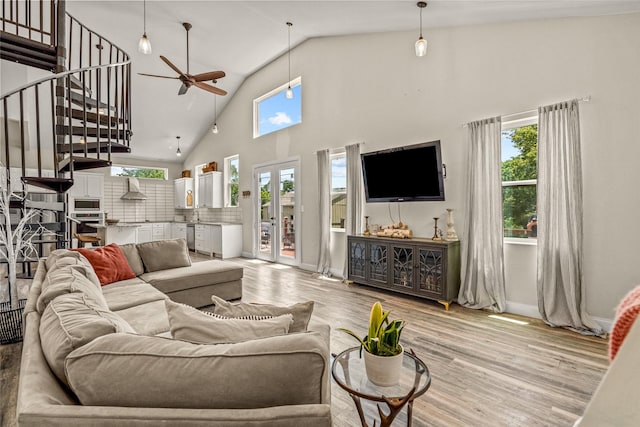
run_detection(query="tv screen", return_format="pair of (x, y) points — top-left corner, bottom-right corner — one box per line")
(361, 140), (445, 202)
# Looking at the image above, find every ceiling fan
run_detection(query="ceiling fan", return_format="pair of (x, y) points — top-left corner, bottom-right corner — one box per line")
(138, 22), (227, 96)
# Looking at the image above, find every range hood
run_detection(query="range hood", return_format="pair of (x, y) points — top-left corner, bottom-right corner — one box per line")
(121, 177), (147, 200)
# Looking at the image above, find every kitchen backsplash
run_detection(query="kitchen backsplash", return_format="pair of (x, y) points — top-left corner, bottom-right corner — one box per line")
(103, 177), (244, 223)
(179, 207), (243, 224)
(103, 178), (175, 222)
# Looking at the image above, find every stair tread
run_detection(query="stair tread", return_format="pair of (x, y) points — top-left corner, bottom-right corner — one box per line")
(56, 106), (125, 126)
(58, 157), (112, 173)
(56, 125), (128, 139)
(56, 86), (115, 110)
(57, 140), (130, 154)
(21, 177), (74, 193)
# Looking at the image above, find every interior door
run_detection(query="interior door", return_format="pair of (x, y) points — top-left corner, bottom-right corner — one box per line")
(254, 160), (299, 265)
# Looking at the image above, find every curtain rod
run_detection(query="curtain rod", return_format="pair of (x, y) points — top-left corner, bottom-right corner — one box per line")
(462, 96), (591, 128)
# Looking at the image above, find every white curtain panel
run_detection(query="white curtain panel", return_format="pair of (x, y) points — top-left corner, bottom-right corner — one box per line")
(537, 100), (602, 335)
(316, 149), (331, 275)
(343, 143), (365, 279)
(458, 117), (507, 312)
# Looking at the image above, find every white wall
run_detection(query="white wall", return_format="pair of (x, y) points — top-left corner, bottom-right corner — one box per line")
(184, 13), (640, 321)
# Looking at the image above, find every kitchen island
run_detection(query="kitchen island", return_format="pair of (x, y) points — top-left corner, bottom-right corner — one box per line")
(88, 223), (140, 246)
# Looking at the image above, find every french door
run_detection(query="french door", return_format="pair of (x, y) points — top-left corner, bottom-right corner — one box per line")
(254, 160), (300, 265)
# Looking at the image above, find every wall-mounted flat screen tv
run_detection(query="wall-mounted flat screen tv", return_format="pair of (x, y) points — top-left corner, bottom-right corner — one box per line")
(361, 140), (445, 202)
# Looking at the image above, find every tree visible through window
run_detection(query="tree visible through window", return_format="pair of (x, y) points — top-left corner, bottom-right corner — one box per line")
(331, 154), (346, 229)
(225, 155), (239, 207)
(111, 166), (167, 180)
(502, 121), (537, 238)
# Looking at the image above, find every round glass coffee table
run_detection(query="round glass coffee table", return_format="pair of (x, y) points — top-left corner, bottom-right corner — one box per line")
(332, 347), (431, 427)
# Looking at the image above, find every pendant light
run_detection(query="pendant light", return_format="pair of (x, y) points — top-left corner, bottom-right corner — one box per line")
(176, 136), (182, 157)
(285, 22), (293, 99)
(212, 92), (219, 134)
(138, 0), (152, 54)
(415, 2), (427, 57)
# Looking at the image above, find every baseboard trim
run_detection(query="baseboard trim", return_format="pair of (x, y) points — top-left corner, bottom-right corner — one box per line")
(505, 301), (613, 332)
(241, 251), (253, 258)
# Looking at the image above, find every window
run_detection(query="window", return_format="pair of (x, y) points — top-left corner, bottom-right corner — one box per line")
(110, 165), (167, 180)
(501, 115), (538, 239)
(224, 155), (239, 207)
(253, 77), (302, 138)
(331, 153), (346, 229)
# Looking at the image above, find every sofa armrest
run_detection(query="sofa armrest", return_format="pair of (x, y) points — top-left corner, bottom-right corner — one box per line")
(575, 319), (640, 426)
(64, 332), (330, 409)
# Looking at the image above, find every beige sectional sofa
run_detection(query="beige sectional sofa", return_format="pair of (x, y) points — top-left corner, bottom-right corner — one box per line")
(16, 246), (331, 426)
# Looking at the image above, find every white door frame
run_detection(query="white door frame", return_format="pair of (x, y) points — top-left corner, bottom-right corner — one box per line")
(252, 158), (301, 266)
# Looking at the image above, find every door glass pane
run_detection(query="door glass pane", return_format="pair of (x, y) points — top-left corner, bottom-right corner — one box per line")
(259, 171), (272, 255)
(279, 167), (295, 258)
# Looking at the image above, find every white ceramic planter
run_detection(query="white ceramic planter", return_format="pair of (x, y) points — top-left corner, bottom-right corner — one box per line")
(363, 346), (404, 386)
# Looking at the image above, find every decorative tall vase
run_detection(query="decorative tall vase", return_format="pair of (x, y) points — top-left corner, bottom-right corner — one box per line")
(445, 209), (459, 241)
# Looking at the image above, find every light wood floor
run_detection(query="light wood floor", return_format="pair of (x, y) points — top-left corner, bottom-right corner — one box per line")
(1, 255), (608, 427)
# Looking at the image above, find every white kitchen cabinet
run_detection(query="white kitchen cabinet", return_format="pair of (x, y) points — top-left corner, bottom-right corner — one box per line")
(137, 225), (153, 243)
(174, 178), (194, 209)
(194, 223), (242, 259)
(197, 172), (223, 208)
(97, 226), (137, 246)
(68, 173), (104, 198)
(194, 224), (214, 257)
(172, 223), (187, 240)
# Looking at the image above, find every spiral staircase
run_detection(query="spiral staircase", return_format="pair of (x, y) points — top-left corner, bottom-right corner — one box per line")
(1, 0), (132, 252)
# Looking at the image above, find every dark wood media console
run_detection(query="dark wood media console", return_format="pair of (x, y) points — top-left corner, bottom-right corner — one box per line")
(347, 235), (461, 310)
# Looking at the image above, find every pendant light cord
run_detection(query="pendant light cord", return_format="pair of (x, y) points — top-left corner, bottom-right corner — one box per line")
(143, 0), (146, 34)
(419, 6), (423, 38)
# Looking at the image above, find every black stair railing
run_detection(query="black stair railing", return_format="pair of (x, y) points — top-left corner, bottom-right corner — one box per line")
(1, 0), (132, 189)
(0, 0), (57, 45)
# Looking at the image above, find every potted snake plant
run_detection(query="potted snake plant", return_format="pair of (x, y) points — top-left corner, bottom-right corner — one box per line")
(339, 301), (406, 386)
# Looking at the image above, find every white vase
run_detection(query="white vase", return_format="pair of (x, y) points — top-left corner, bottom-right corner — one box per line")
(445, 208), (459, 241)
(363, 346), (404, 386)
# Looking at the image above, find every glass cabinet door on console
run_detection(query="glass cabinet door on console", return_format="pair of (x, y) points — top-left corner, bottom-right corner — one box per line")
(368, 242), (388, 286)
(417, 248), (445, 299)
(391, 244), (414, 290)
(348, 239), (366, 282)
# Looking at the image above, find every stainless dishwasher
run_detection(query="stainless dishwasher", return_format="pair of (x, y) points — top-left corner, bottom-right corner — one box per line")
(186, 224), (195, 251)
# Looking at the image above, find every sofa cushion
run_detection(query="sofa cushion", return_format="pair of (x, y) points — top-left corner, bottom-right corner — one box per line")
(140, 260), (243, 294)
(119, 243), (145, 276)
(136, 239), (191, 273)
(112, 299), (170, 336)
(45, 249), (101, 287)
(102, 280), (167, 311)
(37, 266), (109, 314)
(65, 332), (328, 409)
(166, 300), (292, 344)
(71, 244), (136, 286)
(40, 293), (134, 386)
(211, 295), (314, 333)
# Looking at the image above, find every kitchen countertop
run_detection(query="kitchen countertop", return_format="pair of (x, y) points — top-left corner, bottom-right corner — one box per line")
(87, 223), (141, 229)
(96, 221), (242, 226)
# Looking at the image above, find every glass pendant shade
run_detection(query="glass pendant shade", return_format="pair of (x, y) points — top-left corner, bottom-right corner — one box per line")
(138, 33), (152, 54)
(212, 124), (219, 134)
(286, 86), (294, 99)
(415, 36), (427, 57)
(176, 147), (181, 157)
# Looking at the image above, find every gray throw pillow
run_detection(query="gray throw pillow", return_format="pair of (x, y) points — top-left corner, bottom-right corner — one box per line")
(136, 239), (191, 272)
(119, 243), (145, 276)
(165, 300), (292, 344)
(211, 295), (314, 333)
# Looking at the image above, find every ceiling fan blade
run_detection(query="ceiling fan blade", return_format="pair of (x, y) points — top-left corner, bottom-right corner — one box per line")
(178, 83), (189, 96)
(160, 55), (186, 77)
(138, 73), (180, 80)
(194, 81), (227, 96)
(192, 71), (226, 82)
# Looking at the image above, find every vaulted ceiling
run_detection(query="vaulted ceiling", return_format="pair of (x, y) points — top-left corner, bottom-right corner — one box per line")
(66, 1), (640, 162)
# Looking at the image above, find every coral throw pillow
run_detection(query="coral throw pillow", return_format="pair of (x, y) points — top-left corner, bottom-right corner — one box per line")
(609, 285), (640, 361)
(71, 244), (136, 286)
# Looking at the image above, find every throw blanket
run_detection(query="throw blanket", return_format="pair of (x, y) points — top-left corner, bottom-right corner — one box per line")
(610, 285), (640, 361)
